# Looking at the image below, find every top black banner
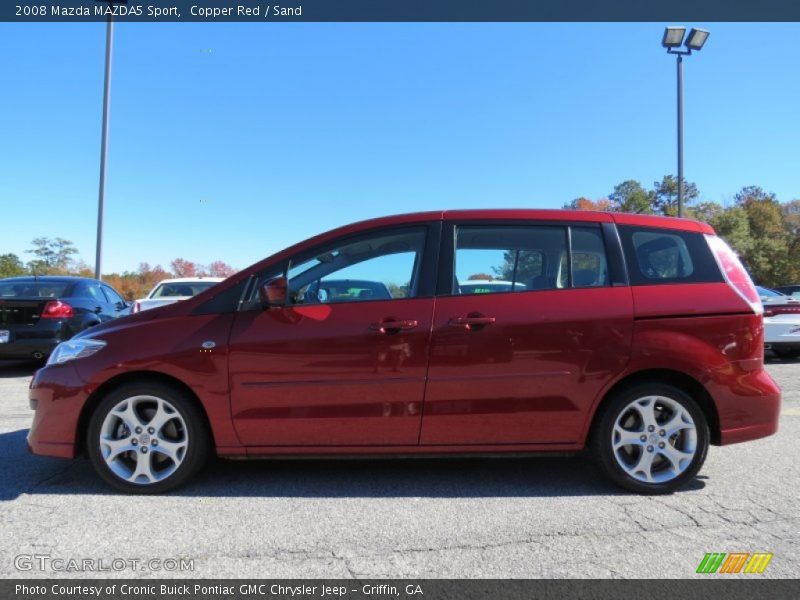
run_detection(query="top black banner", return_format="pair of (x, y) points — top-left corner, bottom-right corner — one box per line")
(4, 0), (800, 23)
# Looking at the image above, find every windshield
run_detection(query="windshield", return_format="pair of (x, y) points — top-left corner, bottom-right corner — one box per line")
(150, 281), (218, 298)
(0, 282), (69, 298)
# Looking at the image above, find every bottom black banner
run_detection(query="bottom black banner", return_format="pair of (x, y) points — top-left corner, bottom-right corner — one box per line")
(3, 579), (799, 600)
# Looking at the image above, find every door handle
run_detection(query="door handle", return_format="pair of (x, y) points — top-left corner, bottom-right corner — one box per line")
(370, 319), (419, 334)
(448, 314), (496, 330)
(94, 306), (103, 314)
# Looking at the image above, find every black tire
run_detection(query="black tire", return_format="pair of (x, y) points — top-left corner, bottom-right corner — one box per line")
(772, 347), (800, 360)
(590, 383), (709, 495)
(87, 382), (210, 494)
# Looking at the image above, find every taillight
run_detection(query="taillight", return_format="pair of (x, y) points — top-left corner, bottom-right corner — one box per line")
(41, 300), (74, 319)
(131, 302), (140, 314)
(705, 234), (762, 314)
(764, 305), (800, 318)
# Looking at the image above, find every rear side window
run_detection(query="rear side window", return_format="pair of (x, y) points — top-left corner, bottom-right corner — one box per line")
(103, 285), (126, 305)
(452, 225), (570, 294)
(571, 227), (610, 287)
(74, 283), (105, 302)
(619, 225), (722, 285)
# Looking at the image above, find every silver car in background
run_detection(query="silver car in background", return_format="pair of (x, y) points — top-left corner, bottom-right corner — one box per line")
(131, 277), (224, 313)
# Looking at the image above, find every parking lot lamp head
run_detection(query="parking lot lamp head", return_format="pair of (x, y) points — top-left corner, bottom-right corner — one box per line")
(661, 26), (686, 49)
(685, 28), (710, 51)
(661, 26), (709, 218)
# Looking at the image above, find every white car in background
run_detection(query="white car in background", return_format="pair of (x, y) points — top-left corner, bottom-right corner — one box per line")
(131, 277), (224, 313)
(757, 286), (800, 359)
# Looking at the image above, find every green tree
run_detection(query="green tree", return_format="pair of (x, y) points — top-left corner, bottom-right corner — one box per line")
(652, 175), (699, 217)
(26, 237), (78, 274)
(0, 253), (26, 278)
(688, 201), (724, 224)
(708, 206), (753, 259)
(781, 199), (800, 282)
(732, 186), (790, 286)
(608, 180), (654, 214)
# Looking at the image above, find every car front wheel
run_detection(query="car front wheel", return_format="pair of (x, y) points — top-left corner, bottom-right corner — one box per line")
(87, 382), (210, 494)
(592, 383), (709, 494)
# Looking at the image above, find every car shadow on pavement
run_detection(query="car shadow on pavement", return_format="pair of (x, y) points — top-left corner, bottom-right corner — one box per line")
(0, 428), (705, 501)
(0, 360), (40, 379)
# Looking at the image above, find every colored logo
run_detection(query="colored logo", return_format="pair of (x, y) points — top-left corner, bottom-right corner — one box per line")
(696, 552), (773, 574)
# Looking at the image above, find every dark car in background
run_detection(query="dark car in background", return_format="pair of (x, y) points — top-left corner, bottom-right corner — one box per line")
(0, 276), (131, 361)
(304, 279), (394, 303)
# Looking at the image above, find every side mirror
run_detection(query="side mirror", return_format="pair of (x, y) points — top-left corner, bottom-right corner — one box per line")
(259, 276), (288, 308)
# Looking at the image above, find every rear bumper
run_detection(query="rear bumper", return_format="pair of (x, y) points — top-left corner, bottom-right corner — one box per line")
(27, 363), (90, 458)
(0, 337), (59, 359)
(0, 322), (67, 359)
(713, 368), (781, 446)
(720, 421), (779, 445)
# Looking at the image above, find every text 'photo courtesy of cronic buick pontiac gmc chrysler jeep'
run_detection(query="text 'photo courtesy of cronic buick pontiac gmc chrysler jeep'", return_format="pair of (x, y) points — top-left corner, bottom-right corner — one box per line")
(27, 210), (781, 494)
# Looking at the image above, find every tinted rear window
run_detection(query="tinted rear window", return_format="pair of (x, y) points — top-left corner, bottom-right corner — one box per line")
(618, 226), (722, 285)
(0, 282), (70, 298)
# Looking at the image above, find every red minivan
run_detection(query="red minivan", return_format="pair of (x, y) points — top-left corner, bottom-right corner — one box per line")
(28, 210), (781, 494)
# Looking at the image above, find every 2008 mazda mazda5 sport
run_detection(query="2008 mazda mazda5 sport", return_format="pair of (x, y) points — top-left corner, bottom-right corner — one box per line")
(28, 210), (781, 494)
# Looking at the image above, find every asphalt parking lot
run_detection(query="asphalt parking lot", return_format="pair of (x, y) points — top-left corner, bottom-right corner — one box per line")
(0, 358), (798, 579)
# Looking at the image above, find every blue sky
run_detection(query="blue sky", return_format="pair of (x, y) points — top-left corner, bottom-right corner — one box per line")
(1, 23), (798, 273)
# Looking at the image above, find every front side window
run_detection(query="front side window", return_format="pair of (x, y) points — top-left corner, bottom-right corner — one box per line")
(453, 226), (568, 294)
(287, 228), (426, 305)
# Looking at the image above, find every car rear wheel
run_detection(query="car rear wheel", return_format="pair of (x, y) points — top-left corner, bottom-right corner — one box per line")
(591, 383), (709, 494)
(87, 382), (210, 494)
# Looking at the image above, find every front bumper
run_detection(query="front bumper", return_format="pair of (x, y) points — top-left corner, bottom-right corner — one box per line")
(27, 363), (90, 458)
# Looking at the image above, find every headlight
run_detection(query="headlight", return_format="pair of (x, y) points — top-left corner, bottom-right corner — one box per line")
(47, 338), (107, 366)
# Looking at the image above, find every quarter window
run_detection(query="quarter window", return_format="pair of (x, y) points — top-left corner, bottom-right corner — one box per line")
(619, 225), (723, 285)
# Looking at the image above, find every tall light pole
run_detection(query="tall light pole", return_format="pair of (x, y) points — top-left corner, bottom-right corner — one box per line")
(94, 0), (127, 280)
(662, 26), (709, 218)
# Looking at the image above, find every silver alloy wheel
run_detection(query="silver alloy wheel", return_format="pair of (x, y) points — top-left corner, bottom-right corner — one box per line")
(611, 395), (697, 484)
(99, 395), (188, 485)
